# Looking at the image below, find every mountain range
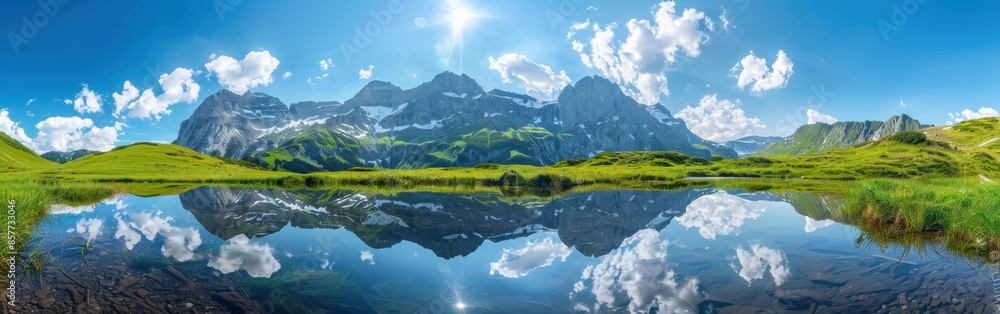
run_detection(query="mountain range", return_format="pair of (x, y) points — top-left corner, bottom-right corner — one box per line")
(40, 149), (96, 163)
(174, 72), (736, 172)
(757, 114), (928, 156)
(721, 136), (784, 157)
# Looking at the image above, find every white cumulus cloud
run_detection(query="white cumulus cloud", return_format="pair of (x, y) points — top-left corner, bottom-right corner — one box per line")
(947, 107), (999, 125)
(113, 68), (201, 120)
(319, 58), (334, 71)
(490, 237), (572, 278)
(572, 229), (701, 314)
(282, 71), (292, 79)
(359, 65), (375, 80)
(731, 50), (794, 95)
(33, 116), (122, 152)
(806, 109), (838, 125)
(568, 1), (712, 105)
(0, 110), (34, 148)
(67, 85), (103, 114)
(488, 53), (572, 98)
(112, 81), (140, 117)
(731, 244), (791, 286)
(205, 50), (281, 95)
(675, 94), (765, 142)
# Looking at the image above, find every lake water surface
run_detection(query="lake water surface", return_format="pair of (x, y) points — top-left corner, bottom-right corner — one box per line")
(15, 187), (1000, 313)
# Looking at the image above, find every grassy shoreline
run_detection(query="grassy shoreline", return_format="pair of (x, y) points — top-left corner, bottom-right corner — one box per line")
(843, 178), (1000, 257)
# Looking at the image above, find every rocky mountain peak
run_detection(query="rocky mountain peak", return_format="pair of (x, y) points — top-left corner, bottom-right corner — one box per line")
(420, 71), (484, 97)
(556, 75), (634, 129)
(345, 80), (403, 107)
(174, 90), (291, 158)
(874, 114), (925, 141)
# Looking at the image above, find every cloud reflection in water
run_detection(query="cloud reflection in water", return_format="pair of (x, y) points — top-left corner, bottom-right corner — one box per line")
(208, 234), (281, 278)
(572, 229), (701, 314)
(489, 236), (571, 278)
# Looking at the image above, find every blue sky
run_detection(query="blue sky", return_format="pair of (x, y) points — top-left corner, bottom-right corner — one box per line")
(1, 0), (999, 151)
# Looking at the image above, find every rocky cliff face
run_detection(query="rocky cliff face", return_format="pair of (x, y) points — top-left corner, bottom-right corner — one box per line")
(553, 76), (728, 159)
(289, 101), (343, 119)
(175, 72), (737, 172)
(758, 114), (926, 156)
(173, 90), (292, 158)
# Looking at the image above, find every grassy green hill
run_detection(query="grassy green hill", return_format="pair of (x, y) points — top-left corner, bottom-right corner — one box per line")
(43, 143), (289, 182)
(255, 128), (370, 173)
(925, 117), (1000, 148)
(0, 132), (54, 172)
(255, 125), (561, 173)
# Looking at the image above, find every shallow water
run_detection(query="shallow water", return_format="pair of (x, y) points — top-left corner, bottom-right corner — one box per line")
(15, 187), (1000, 313)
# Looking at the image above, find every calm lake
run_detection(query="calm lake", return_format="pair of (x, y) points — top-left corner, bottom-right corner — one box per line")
(15, 187), (1000, 313)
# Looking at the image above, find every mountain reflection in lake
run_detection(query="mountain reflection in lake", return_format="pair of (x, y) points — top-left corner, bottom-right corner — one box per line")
(17, 187), (1000, 313)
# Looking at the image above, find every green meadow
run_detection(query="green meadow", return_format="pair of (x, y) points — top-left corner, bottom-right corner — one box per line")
(2, 118), (1000, 269)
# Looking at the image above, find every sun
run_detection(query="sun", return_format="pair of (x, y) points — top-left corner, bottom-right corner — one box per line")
(448, 6), (476, 33)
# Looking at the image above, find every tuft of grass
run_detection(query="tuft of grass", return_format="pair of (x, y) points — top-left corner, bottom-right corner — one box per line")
(889, 131), (927, 145)
(842, 178), (1000, 257)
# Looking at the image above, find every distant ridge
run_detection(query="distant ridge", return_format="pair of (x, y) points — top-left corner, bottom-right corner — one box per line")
(758, 114), (926, 156)
(719, 136), (784, 157)
(41, 149), (96, 163)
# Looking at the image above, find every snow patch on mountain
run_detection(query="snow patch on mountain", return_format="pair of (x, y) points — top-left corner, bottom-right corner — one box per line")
(491, 94), (554, 109)
(361, 103), (408, 123)
(374, 115), (453, 133)
(254, 117), (330, 139)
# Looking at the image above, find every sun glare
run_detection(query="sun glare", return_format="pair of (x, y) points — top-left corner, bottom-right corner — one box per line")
(448, 7), (476, 32)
